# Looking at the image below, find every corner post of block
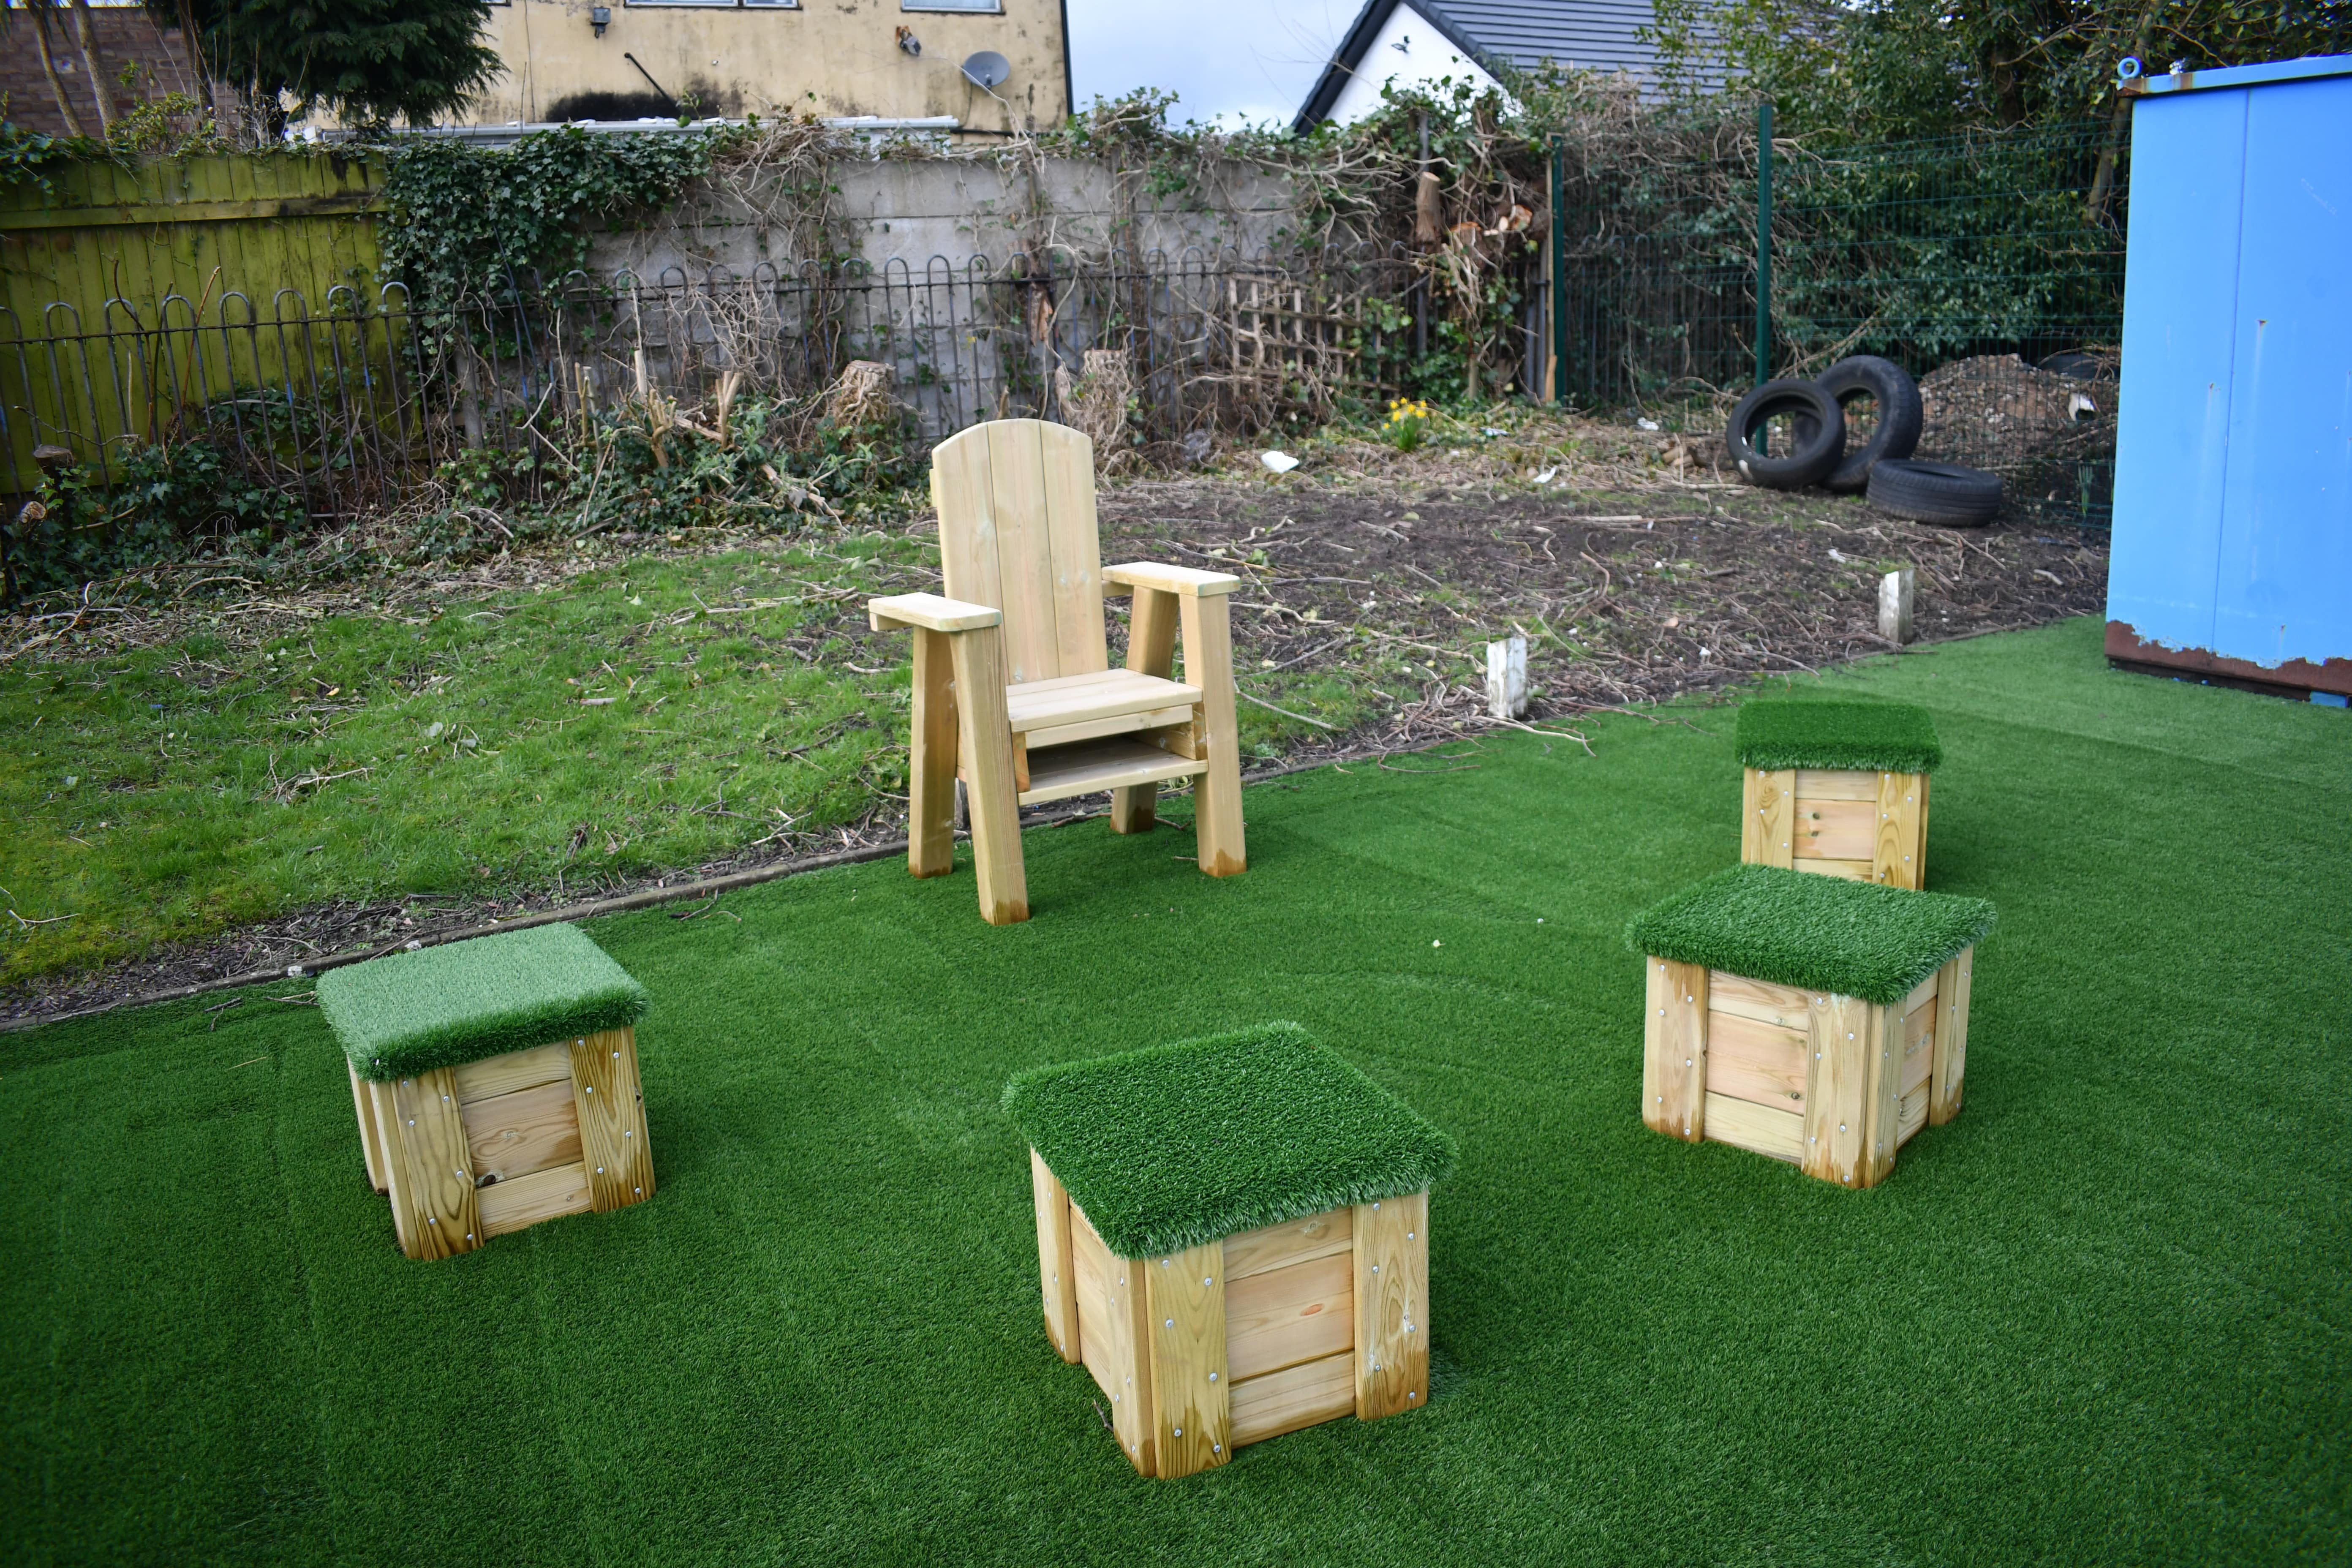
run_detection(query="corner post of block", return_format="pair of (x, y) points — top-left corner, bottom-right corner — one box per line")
(1802, 991), (1890, 1188)
(1112, 585), (1181, 834)
(1874, 770), (1925, 889)
(945, 623), (1030, 924)
(1029, 1149), (1080, 1364)
(1144, 1241), (1230, 1478)
(349, 1060), (389, 1195)
(1642, 958), (1709, 1143)
(1745, 768), (1796, 868)
(1930, 946), (1974, 1126)
(571, 1027), (653, 1212)
(908, 626), (959, 877)
(1176, 589), (1246, 877)
(1353, 1191), (1429, 1421)
(387, 1068), (483, 1259)
(1102, 1243), (1157, 1475)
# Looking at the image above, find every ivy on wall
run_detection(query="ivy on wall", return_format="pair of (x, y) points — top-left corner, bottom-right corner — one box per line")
(377, 125), (741, 304)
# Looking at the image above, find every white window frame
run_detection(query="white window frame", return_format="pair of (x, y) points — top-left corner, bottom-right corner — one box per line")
(901, 0), (1002, 12)
(625, 0), (800, 9)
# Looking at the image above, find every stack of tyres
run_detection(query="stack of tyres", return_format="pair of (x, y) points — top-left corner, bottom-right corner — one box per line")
(1721, 356), (2002, 524)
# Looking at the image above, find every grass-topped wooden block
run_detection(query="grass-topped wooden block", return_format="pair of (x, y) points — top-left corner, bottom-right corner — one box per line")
(1738, 700), (1942, 888)
(1627, 866), (1993, 1188)
(1003, 1024), (1455, 1479)
(319, 923), (654, 1260)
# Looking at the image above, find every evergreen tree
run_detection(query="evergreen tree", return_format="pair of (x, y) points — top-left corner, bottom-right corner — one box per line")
(155, 0), (504, 129)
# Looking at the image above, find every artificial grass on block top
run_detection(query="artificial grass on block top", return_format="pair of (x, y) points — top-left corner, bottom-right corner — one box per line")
(1626, 863), (1994, 1005)
(1002, 1022), (1456, 1258)
(1735, 698), (1943, 773)
(317, 922), (648, 1081)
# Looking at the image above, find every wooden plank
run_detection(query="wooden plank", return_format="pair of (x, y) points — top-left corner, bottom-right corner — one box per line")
(985, 420), (1063, 685)
(1903, 996), (1937, 1057)
(1642, 957), (1708, 1141)
(1031, 1150), (1079, 1364)
(866, 592), (1002, 634)
(1070, 1203), (1113, 1392)
(1230, 1350), (1356, 1448)
(1702, 1092), (1805, 1162)
(946, 625), (1029, 923)
(1018, 735), (1208, 807)
(1874, 770), (1925, 888)
(908, 627), (958, 878)
(349, 1061), (389, 1195)
(1794, 768), (1879, 800)
(387, 1068), (482, 1259)
(1179, 590), (1247, 877)
(1352, 1191), (1427, 1421)
(1036, 421), (1109, 675)
(1897, 1084), (1930, 1145)
(1004, 670), (1198, 730)
(1223, 1206), (1352, 1281)
(1145, 1242), (1231, 1478)
(1931, 947), (1974, 1127)
(0, 194), (387, 229)
(365, 1080), (416, 1254)
(1802, 993), (1897, 1188)
(461, 1078), (583, 1187)
(1021, 704), (1195, 752)
(569, 1026), (653, 1213)
(1101, 562), (1244, 597)
(1709, 972), (1814, 1030)
(1792, 797), (1877, 861)
(1802, 857), (1876, 882)
(451, 1041), (572, 1104)
(1072, 1211), (1156, 1476)
(1704, 1010), (1808, 1111)
(1740, 767), (1762, 860)
(476, 1160), (593, 1239)
(930, 424), (1004, 624)
(1900, 970), (1941, 1016)
(1225, 1251), (1353, 1381)
(1748, 768), (1796, 869)
(1113, 586), (1182, 834)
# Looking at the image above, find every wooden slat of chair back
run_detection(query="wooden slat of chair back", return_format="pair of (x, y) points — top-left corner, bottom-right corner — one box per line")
(930, 420), (1109, 686)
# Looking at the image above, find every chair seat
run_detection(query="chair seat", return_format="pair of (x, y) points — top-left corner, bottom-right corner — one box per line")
(1006, 667), (1202, 742)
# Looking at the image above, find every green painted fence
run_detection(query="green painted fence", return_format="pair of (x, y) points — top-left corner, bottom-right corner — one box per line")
(0, 152), (390, 492)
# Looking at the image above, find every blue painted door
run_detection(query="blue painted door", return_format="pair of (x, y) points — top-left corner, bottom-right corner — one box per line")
(2105, 88), (2251, 654)
(2210, 74), (2352, 669)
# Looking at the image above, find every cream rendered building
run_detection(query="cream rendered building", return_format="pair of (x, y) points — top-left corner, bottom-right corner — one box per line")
(469, 0), (1072, 135)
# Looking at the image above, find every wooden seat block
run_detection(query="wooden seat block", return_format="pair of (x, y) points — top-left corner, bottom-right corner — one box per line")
(1641, 949), (1976, 1188)
(351, 1026), (653, 1259)
(1744, 766), (1932, 889)
(1034, 1167), (1431, 1478)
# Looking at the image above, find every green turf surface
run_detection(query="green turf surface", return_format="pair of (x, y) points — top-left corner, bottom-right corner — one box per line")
(318, 923), (648, 1081)
(1004, 1021), (1455, 1256)
(1735, 697), (1943, 772)
(1626, 864), (1995, 1004)
(3, 616), (2347, 1565)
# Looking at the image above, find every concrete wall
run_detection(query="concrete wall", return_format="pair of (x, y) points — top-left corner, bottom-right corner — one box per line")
(586, 152), (1302, 278)
(469, 0), (1070, 134)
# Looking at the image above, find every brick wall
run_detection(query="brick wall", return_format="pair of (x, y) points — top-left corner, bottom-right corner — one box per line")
(2, 6), (212, 138)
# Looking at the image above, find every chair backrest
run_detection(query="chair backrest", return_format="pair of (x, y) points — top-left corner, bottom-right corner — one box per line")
(930, 419), (1106, 686)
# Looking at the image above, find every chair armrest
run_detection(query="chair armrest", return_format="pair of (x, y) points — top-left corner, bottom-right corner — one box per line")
(868, 592), (1004, 634)
(1102, 562), (1243, 599)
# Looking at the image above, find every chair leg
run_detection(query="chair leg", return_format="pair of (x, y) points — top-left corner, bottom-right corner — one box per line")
(1179, 591), (1247, 877)
(947, 626), (1030, 924)
(909, 628), (958, 877)
(1112, 586), (1181, 836)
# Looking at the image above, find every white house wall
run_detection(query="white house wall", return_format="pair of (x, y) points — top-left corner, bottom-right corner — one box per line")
(1323, 2), (1509, 123)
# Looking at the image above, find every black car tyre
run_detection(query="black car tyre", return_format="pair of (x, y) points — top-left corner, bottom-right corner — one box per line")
(1865, 458), (2004, 525)
(1796, 355), (1923, 493)
(1724, 379), (1844, 489)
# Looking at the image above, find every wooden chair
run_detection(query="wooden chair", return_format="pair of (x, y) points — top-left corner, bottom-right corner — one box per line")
(867, 419), (1246, 924)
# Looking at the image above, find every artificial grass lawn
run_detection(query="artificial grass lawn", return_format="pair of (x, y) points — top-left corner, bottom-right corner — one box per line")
(1004, 1021), (1456, 1256)
(318, 923), (648, 1081)
(0, 539), (1370, 985)
(3, 615), (2347, 1564)
(1735, 697), (1943, 773)
(1626, 864), (1995, 1004)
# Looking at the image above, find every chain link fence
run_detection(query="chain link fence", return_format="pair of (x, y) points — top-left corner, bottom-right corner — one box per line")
(1553, 117), (2127, 526)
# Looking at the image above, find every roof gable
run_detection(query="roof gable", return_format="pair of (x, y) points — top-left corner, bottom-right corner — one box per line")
(1295, 0), (1666, 129)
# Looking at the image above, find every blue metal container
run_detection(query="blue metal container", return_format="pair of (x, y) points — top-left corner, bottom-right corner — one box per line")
(2106, 54), (2352, 700)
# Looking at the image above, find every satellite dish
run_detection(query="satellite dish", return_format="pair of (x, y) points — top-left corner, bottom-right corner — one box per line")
(961, 51), (1011, 91)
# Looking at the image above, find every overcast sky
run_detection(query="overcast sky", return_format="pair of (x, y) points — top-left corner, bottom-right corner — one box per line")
(1064, 0), (1360, 128)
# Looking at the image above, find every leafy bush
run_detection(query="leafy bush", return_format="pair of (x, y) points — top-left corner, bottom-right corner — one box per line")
(5, 439), (302, 598)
